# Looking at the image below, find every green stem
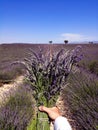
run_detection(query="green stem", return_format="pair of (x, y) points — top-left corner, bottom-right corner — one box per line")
(36, 111), (50, 130)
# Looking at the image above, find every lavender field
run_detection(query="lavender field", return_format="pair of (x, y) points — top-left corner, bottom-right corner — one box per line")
(0, 43), (98, 82)
(0, 43), (98, 130)
(0, 43), (98, 66)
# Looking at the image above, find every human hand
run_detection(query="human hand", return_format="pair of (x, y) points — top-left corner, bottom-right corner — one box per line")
(38, 106), (61, 121)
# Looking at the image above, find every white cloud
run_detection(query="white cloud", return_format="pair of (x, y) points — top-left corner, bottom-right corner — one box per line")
(60, 33), (97, 42)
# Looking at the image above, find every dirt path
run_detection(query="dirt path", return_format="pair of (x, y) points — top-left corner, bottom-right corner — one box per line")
(0, 76), (24, 105)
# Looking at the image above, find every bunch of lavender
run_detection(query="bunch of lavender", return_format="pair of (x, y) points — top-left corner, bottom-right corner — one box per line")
(24, 46), (82, 107)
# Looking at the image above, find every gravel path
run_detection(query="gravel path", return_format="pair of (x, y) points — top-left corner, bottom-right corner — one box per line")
(0, 76), (24, 105)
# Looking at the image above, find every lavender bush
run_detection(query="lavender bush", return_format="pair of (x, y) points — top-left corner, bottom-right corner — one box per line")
(0, 85), (35, 130)
(63, 72), (98, 130)
(88, 60), (98, 75)
(0, 66), (24, 85)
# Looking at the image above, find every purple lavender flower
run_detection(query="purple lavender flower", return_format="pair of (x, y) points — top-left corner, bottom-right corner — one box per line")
(24, 46), (82, 106)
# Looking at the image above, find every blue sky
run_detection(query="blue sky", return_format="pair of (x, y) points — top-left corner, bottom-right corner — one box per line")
(0, 0), (98, 43)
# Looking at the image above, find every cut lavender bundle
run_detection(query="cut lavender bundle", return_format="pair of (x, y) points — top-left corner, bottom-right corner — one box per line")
(25, 46), (82, 107)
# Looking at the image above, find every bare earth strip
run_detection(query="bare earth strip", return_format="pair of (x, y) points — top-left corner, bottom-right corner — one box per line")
(0, 76), (24, 105)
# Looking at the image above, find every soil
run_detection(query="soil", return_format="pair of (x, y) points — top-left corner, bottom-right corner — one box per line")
(0, 76), (24, 105)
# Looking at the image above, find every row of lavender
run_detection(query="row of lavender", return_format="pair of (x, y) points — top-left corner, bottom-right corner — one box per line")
(0, 84), (35, 130)
(63, 71), (98, 130)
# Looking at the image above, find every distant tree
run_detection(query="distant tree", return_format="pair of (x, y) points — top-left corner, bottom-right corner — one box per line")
(64, 40), (68, 44)
(49, 41), (52, 44)
(89, 41), (93, 44)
